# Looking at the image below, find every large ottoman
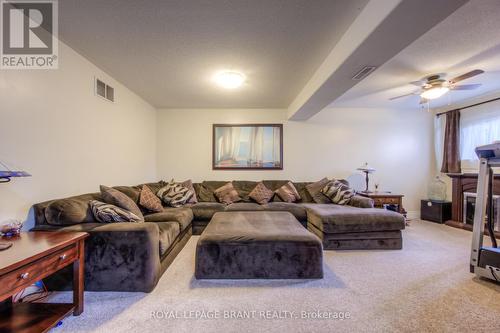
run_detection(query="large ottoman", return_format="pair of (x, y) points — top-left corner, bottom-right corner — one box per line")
(305, 205), (405, 250)
(195, 211), (323, 279)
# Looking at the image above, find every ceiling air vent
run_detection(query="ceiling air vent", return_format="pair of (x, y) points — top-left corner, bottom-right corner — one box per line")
(95, 78), (115, 102)
(352, 66), (377, 81)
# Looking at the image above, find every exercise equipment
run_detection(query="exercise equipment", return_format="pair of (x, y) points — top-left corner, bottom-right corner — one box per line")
(470, 142), (500, 283)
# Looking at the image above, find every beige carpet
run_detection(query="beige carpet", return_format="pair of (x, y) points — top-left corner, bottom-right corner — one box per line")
(50, 220), (500, 333)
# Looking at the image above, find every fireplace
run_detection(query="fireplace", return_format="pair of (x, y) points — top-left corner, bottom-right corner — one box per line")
(463, 192), (500, 232)
(447, 173), (500, 238)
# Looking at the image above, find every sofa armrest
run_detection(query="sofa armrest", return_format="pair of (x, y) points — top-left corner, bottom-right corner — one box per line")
(36, 222), (161, 292)
(348, 195), (374, 208)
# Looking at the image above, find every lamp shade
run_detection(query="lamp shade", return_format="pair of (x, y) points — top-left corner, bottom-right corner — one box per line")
(0, 161), (31, 183)
(357, 162), (375, 173)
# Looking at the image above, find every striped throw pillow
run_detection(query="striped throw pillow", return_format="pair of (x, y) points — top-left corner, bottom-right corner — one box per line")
(157, 180), (194, 208)
(90, 200), (142, 223)
(321, 180), (355, 205)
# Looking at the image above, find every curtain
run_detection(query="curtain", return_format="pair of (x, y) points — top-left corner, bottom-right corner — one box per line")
(434, 114), (445, 171)
(460, 99), (500, 161)
(440, 109), (461, 174)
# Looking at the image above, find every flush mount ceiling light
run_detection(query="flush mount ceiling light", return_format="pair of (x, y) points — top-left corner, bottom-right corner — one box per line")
(420, 86), (450, 100)
(213, 71), (245, 89)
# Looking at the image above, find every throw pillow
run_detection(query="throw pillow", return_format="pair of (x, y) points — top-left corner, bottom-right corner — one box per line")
(275, 182), (301, 203)
(100, 185), (144, 220)
(321, 180), (355, 205)
(213, 182), (241, 205)
(90, 200), (142, 223)
(139, 185), (163, 212)
(249, 182), (274, 204)
(181, 179), (198, 204)
(157, 180), (194, 207)
(306, 177), (331, 204)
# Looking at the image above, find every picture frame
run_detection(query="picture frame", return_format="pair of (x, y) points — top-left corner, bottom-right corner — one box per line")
(212, 124), (283, 170)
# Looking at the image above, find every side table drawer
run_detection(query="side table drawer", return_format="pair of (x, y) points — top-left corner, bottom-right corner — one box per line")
(373, 198), (398, 205)
(0, 245), (77, 298)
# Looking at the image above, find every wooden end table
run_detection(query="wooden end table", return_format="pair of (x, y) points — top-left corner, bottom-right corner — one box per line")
(358, 191), (407, 216)
(0, 231), (88, 333)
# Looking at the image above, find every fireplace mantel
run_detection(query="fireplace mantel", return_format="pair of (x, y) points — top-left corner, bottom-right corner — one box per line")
(446, 173), (500, 238)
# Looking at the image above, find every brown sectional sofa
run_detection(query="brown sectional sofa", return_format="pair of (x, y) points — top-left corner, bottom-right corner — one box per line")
(31, 179), (405, 292)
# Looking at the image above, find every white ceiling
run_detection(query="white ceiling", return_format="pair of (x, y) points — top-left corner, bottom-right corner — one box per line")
(59, 0), (368, 108)
(331, 0), (500, 111)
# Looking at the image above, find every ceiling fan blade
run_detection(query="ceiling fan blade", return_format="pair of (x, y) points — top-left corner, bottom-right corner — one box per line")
(449, 69), (484, 84)
(451, 83), (482, 90)
(410, 80), (423, 86)
(389, 92), (419, 100)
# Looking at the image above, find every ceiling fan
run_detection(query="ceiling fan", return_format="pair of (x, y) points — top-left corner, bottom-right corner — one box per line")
(390, 69), (484, 104)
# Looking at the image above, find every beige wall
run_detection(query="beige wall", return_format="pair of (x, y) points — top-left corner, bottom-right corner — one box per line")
(157, 107), (434, 215)
(0, 42), (157, 228)
(0, 42), (436, 226)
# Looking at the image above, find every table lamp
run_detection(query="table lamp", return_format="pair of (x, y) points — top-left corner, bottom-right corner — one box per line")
(0, 161), (31, 183)
(357, 162), (375, 193)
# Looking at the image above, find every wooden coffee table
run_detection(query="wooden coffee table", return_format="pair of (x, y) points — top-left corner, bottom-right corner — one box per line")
(0, 231), (88, 333)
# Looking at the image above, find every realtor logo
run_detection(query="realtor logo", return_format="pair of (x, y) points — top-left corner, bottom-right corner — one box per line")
(1, 0), (58, 69)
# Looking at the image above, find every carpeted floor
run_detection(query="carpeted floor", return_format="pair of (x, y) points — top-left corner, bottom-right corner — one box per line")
(50, 220), (500, 333)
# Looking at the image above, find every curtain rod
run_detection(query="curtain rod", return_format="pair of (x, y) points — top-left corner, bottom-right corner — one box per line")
(436, 96), (500, 117)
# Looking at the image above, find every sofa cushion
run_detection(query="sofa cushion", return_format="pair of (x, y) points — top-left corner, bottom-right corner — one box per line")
(305, 204), (405, 233)
(214, 182), (241, 204)
(348, 195), (375, 208)
(306, 178), (331, 204)
(262, 202), (307, 221)
(190, 202), (226, 220)
(275, 182), (301, 203)
(232, 181), (258, 202)
(262, 180), (290, 191)
(90, 200), (142, 223)
(292, 182), (314, 203)
(225, 202), (265, 212)
(157, 181), (194, 208)
(248, 182), (274, 204)
(144, 208), (193, 231)
(45, 195), (99, 226)
(139, 181), (166, 195)
(260, 180), (289, 202)
(112, 185), (141, 203)
(156, 222), (180, 256)
(139, 185), (163, 213)
(100, 185), (144, 220)
(197, 181), (228, 202)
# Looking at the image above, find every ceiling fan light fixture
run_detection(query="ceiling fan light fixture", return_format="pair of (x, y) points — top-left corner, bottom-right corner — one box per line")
(420, 86), (449, 100)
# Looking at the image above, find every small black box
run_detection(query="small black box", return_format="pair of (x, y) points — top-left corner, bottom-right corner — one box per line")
(421, 200), (452, 223)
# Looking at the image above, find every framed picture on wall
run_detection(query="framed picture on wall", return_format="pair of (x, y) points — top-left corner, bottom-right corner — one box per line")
(212, 124), (283, 170)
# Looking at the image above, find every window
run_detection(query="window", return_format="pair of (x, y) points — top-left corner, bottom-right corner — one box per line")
(460, 100), (500, 161)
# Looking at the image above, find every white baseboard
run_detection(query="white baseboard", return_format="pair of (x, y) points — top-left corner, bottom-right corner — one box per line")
(405, 210), (420, 220)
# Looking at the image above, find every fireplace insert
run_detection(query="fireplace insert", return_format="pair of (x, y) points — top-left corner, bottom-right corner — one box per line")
(463, 192), (500, 232)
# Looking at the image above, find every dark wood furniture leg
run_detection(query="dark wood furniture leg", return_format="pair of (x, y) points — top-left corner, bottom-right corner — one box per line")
(73, 239), (84, 316)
